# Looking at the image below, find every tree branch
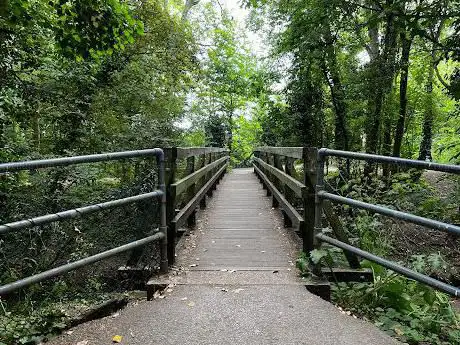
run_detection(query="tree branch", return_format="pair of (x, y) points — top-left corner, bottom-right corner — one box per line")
(434, 65), (451, 90)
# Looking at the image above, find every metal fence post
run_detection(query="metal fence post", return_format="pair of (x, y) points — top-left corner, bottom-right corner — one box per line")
(164, 148), (177, 266)
(157, 150), (168, 273)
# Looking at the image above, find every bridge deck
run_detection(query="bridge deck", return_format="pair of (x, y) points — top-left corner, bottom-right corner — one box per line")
(49, 169), (399, 345)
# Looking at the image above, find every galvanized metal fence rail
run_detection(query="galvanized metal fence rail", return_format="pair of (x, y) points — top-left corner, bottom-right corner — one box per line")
(314, 148), (460, 297)
(0, 147), (230, 297)
(253, 147), (460, 297)
(0, 149), (168, 296)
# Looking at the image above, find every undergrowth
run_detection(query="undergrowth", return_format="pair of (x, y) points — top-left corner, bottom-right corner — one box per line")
(297, 252), (460, 345)
(0, 290), (113, 345)
(295, 169), (460, 344)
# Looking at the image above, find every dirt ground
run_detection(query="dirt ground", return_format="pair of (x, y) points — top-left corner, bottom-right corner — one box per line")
(386, 171), (459, 285)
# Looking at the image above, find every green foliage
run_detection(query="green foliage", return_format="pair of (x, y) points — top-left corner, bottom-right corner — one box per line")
(55, 0), (144, 60)
(245, 0), (460, 161)
(231, 115), (261, 167)
(182, 128), (206, 147)
(297, 246), (459, 344)
(186, 3), (268, 157)
(333, 258), (460, 345)
(304, 169), (460, 344)
(0, 292), (112, 344)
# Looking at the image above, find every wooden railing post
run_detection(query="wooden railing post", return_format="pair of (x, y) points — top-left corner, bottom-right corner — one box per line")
(164, 148), (177, 266)
(206, 152), (214, 197)
(185, 155), (196, 227)
(265, 153), (272, 196)
(303, 147), (317, 254)
(199, 154), (207, 209)
(272, 154), (282, 208)
(283, 157), (295, 228)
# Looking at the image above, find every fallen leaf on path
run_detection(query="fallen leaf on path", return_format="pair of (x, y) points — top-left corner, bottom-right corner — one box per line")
(187, 301), (195, 307)
(112, 335), (123, 343)
(394, 328), (404, 336)
(233, 288), (244, 294)
(76, 341), (88, 345)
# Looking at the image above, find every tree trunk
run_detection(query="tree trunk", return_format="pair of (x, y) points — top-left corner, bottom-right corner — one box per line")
(393, 31), (412, 158)
(33, 111), (41, 152)
(182, 0), (199, 21)
(326, 61), (349, 151)
(364, 1), (398, 176)
(322, 25), (349, 151)
(227, 112), (233, 152)
(365, 7), (398, 155)
(382, 116), (392, 177)
(418, 53), (436, 161)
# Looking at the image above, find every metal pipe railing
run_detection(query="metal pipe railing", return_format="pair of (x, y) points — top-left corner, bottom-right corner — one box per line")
(319, 191), (460, 236)
(0, 191), (163, 235)
(318, 148), (460, 174)
(315, 148), (460, 297)
(0, 149), (164, 173)
(0, 148), (168, 295)
(0, 232), (165, 296)
(317, 234), (460, 297)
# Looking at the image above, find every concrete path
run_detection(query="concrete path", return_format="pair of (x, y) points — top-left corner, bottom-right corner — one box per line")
(49, 168), (399, 345)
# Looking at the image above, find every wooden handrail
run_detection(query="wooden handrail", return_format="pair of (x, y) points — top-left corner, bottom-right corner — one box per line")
(254, 147), (305, 159)
(172, 156), (228, 196)
(163, 147), (230, 265)
(176, 147), (229, 160)
(253, 157), (306, 198)
(252, 146), (360, 268)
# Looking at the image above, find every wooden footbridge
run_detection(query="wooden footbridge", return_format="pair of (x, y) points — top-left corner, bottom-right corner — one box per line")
(1, 146), (459, 345)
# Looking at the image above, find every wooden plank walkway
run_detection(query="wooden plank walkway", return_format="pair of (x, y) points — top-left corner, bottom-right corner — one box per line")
(183, 168), (297, 271)
(49, 168), (400, 345)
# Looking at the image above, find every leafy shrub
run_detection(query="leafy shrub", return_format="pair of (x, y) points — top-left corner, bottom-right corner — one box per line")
(302, 249), (460, 345)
